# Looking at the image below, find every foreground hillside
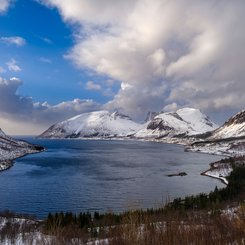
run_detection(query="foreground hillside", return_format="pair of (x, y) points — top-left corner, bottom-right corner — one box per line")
(0, 129), (44, 171)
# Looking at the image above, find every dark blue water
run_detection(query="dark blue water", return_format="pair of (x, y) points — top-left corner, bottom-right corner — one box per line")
(0, 139), (223, 218)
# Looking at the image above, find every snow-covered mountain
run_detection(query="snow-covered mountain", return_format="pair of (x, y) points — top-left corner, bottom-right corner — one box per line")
(39, 110), (143, 138)
(135, 108), (218, 141)
(0, 129), (44, 171)
(187, 110), (245, 156)
(209, 110), (245, 140)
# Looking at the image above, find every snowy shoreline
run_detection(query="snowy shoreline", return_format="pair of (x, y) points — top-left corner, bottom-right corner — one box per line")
(0, 149), (44, 173)
(201, 162), (232, 185)
(0, 129), (45, 173)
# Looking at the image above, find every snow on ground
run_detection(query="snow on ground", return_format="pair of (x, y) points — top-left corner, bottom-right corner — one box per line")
(202, 163), (232, 185)
(0, 216), (47, 245)
(187, 139), (245, 157)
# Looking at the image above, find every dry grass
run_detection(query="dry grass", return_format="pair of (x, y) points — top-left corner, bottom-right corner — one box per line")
(0, 204), (244, 244)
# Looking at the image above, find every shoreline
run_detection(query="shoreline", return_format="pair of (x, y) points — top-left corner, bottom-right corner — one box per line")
(201, 165), (229, 185)
(0, 147), (45, 173)
(0, 160), (13, 172)
(2, 136), (237, 188)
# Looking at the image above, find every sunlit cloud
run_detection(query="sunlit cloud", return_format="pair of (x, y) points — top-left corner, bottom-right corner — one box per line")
(40, 0), (245, 121)
(0, 76), (101, 134)
(85, 81), (101, 91)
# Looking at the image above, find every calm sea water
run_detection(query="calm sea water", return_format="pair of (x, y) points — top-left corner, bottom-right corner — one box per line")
(0, 139), (224, 218)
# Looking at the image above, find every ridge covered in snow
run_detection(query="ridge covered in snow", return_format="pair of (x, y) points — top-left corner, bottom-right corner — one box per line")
(39, 108), (217, 141)
(0, 129), (43, 171)
(187, 110), (245, 156)
(210, 110), (245, 140)
(135, 108), (218, 141)
(39, 110), (143, 138)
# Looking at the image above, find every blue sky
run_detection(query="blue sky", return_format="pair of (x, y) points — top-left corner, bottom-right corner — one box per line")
(0, 0), (245, 134)
(0, 0), (117, 104)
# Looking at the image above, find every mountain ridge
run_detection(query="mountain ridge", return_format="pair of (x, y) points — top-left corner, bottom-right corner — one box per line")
(39, 110), (143, 139)
(39, 108), (218, 142)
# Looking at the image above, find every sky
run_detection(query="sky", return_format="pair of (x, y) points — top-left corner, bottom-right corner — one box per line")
(0, 0), (245, 135)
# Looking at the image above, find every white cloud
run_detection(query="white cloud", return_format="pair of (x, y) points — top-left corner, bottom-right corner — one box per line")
(0, 0), (12, 13)
(85, 80), (101, 91)
(40, 0), (245, 122)
(39, 57), (52, 64)
(6, 58), (21, 72)
(0, 76), (101, 134)
(0, 36), (26, 46)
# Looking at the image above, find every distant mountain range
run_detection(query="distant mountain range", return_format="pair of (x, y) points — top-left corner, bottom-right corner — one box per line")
(38, 107), (245, 156)
(1, 107), (245, 170)
(39, 107), (218, 141)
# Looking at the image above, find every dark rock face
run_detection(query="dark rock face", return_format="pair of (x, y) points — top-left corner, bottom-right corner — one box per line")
(112, 111), (132, 120)
(169, 112), (184, 122)
(224, 110), (245, 126)
(39, 125), (67, 138)
(147, 119), (173, 131)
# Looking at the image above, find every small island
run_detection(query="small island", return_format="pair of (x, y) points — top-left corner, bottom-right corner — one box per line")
(167, 171), (187, 177)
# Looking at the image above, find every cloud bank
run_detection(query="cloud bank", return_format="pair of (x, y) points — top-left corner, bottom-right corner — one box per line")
(40, 0), (245, 121)
(0, 76), (101, 134)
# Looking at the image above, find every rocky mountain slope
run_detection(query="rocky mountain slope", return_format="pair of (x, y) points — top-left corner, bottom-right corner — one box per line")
(209, 110), (245, 140)
(39, 110), (143, 138)
(134, 108), (218, 142)
(0, 129), (43, 171)
(187, 110), (245, 156)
